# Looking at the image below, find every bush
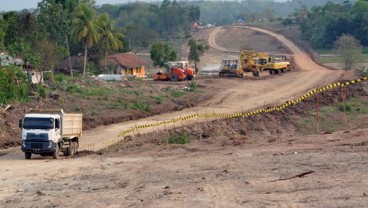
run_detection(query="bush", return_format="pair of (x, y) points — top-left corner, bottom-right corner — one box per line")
(150, 95), (166, 104)
(337, 103), (352, 112)
(187, 80), (198, 91)
(33, 84), (47, 98)
(168, 133), (191, 144)
(130, 101), (151, 112)
(282, 18), (293, 26)
(0, 66), (30, 104)
(171, 89), (186, 97)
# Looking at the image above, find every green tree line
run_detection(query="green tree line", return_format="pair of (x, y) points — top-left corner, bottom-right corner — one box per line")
(0, 0), (200, 75)
(294, 0), (368, 49)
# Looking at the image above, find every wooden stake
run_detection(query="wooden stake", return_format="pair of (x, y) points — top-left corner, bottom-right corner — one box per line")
(276, 113), (280, 140)
(135, 125), (139, 135)
(173, 118), (176, 131)
(180, 116), (184, 129)
(293, 93), (296, 116)
(264, 101), (268, 130)
(341, 86), (348, 130)
(316, 90), (320, 134)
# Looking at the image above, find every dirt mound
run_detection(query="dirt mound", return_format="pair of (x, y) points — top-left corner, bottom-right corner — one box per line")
(105, 82), (368, 152)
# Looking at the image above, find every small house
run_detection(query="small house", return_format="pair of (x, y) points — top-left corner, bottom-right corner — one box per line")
(55, 55), (84, 73)
(104, 53), (146, 78)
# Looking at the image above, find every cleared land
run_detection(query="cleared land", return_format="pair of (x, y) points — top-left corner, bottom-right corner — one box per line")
(1, 26), (367, 207)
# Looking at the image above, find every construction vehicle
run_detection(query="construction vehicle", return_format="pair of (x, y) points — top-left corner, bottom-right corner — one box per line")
(154, 61), (195, 81)
(219, 50), (290, 77)
(19, 109), (82, 159)
(218, 59), (241, 77)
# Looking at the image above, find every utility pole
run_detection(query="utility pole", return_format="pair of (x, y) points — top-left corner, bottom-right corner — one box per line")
(66, 35), (73, 77)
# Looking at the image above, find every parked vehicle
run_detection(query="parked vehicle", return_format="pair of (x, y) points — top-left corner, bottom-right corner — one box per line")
(154, 61), (196, 81)
(19, 109), (82, 159)
(219, 50), (290, 77)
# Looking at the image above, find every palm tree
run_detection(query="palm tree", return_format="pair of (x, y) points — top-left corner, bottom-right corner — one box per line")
(71, 3), (100, 76)
(97, 13), (124, 72)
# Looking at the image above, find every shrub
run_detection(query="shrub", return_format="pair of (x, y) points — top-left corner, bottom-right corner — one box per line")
(35, 84), (47, 98)
(0, 66), (30, 104)
(168, 133), (191, 144)
(150, 95), (166, 104)
(187, 80), (198, 91)
(171, 90), (186, 97)
(130, 101), (151, 112)
(337, 103), (352, 112)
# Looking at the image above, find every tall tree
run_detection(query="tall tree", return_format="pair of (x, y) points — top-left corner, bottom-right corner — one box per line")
(188, 39), (208, 72)
(97, 13), (124, 72)
(71, 3), (100, 75)
(150, 41), (177, 66)
(334, 34), (362, 70)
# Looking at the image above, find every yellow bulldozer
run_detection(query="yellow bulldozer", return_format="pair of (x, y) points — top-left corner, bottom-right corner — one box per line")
(219, 50), (291, 77)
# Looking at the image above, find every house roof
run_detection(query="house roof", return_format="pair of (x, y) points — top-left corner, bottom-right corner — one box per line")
(105, 53), (145, 69)
(56, 56), (84, 69)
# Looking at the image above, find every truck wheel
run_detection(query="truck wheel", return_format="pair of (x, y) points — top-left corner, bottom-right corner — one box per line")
(67, 142), (73, 156)
(53, 145), (60, 159)
(187, 75), (194, 80)
(25, 152), (31, 159)
(73, 141), (78, 154)
(281, 69), (285, 73)
(170, 74), (179, 81)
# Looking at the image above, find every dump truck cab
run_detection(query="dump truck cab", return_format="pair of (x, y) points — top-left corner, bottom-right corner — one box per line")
(19, 109), (82, 159)
(20, 113), (61, 156)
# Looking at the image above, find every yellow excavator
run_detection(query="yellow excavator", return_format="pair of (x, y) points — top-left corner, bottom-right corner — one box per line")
(219, 50), (291, 77)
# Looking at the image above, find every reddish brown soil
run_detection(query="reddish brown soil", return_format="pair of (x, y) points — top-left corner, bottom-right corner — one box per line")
(1, 26), (367, 207)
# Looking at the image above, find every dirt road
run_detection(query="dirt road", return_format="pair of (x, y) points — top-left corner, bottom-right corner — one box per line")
(79, 26), (343, 150)
(3, 26), (361, 207)
(1, 127), (367, 207)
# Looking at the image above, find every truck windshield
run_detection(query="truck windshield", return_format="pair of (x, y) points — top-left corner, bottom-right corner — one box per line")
(23, 117), (54, 129)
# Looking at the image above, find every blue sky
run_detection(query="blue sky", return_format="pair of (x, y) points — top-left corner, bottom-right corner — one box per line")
(0, 0), (131, 11)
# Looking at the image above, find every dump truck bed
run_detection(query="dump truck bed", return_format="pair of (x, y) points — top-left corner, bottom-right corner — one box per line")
(62, 113), (82, 138)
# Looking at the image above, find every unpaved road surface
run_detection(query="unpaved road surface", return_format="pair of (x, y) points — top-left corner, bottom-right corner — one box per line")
(2, 26), (366, 207)
(79, 26), (343, 150)
(1, 128), (367, 207)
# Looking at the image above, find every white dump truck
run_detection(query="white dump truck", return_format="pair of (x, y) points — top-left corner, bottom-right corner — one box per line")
(19, 109), (82, 159)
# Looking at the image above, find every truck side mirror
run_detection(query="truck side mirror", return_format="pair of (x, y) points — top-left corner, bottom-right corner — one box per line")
(19, 119), (23, 128)
(55, 119), (60, 129)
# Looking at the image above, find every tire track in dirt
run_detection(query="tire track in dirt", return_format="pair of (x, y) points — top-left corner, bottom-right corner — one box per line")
(79, 26), (343, 150)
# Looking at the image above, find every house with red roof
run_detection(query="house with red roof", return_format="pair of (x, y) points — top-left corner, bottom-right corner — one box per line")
(105, 52), (146, 78)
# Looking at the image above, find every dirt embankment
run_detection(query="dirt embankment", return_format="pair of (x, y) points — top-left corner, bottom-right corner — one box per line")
(109, 82), (368, 151)
(1, 25), (368, 208)
(0, 80), (216, 149)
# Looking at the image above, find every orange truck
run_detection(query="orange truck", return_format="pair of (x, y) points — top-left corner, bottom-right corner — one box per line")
(154, 61), (195, 81)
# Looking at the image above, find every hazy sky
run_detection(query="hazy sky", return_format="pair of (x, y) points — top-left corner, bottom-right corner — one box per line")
(0, 0), (288, 11)
(0, 0), (131, 11)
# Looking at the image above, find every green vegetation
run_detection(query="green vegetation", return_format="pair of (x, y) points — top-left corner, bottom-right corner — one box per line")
(167, 133), (191, 144)
(187, 80), (198, 91)
(171, 90), (186, 97)
(150, 95), (166, 104)
(149, 41), (178, 67)
(188, 39), (209, 72)
(297, 0), (368, 49)
(0, 66), (29, 103)
(334, 34), (363, 70)
(297, 96), (368, 134)
(130, 100), (151, 112)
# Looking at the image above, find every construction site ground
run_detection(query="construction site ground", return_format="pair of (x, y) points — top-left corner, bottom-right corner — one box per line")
(1, 25), (368, 207)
